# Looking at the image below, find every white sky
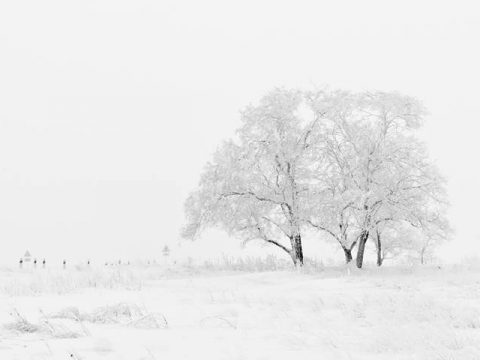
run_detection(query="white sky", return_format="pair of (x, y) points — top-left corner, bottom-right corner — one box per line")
(0, 0), (479, 265)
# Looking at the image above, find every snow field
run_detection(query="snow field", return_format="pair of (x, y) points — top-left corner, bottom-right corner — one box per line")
(0, 264), (479, 359)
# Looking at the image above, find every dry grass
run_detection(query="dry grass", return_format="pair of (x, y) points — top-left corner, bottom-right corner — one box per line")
(50, 303), (168, 329)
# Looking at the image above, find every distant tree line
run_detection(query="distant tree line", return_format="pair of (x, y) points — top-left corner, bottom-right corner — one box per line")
(182, 88), (451, 268)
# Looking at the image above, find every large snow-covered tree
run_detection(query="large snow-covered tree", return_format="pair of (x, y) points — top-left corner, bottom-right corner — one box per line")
(307, 90), (450, 268)
(182, 89), (320, 266)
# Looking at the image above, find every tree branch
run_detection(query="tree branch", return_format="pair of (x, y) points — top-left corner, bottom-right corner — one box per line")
(307, 220), (340, 242)
(265, 239), (292, 255)
(220, 191), (285, 206)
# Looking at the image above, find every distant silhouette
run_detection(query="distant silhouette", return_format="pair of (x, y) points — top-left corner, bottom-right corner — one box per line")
(162, 245), (170, 257)
(63, 260), (66, 269)
(19, 258), (23, 269)
(42, 259), (46, 268)
(23, 250), (32, 263)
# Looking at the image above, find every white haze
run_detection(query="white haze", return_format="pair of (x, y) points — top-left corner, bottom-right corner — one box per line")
(0, 0), (479, 265)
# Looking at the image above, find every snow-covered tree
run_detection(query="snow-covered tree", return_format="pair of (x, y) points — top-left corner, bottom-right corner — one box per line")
(308, 90), (449, 268)
(182, 89), (320, 266)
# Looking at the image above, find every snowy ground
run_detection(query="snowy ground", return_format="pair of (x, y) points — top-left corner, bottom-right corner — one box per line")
(1, 264), (480, 360)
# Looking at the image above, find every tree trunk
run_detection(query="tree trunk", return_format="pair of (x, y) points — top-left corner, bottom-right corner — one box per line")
(376, 248), (383, 266)
(356, 230), (369, 269)
(376, 231), (383, 267)
(290, 234), (304, 267)
(342, 247), (353, 264)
